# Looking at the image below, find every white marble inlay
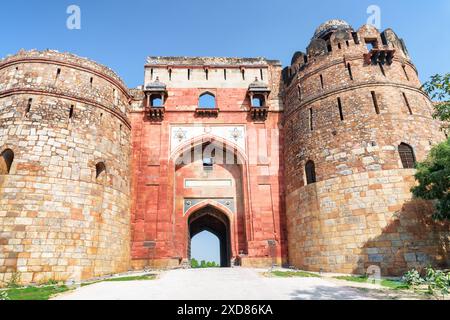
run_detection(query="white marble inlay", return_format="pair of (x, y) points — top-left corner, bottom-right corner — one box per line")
(170, 125), (246, 153)
(185, 179), (232, 188)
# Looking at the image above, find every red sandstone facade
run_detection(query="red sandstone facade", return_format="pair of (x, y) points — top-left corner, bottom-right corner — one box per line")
(0, 20), (449, 285)
(129, 57), (286, 268)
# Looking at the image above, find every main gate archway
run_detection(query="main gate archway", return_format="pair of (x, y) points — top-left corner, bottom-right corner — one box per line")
(188, 206), (232, 267)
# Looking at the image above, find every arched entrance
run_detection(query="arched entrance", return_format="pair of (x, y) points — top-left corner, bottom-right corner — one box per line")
(188, 206), (231, 268)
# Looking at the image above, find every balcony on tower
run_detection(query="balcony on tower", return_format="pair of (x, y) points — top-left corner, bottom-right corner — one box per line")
(363, 38), (395, 65)
(248, 78), (270, 121)
(144, 77), (167, 120)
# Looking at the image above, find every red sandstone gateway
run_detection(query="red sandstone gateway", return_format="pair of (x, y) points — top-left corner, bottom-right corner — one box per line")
(0, 20), (448, 286)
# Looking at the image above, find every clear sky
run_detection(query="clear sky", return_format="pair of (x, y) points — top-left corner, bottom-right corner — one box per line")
(191, 232), (220, 264)
(1, 1), (449, 265)
(1, 0), (449, 89)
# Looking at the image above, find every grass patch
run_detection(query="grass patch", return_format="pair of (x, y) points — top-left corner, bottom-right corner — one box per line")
(269, 270), (321, 278)
(335, 275), (369, 283)
(380, 279), (410, 290)
(334, 275), (410, 290)
(104, 274), (156, 282)
(5, 285), (71, 300)
(81, 274), (156, 286)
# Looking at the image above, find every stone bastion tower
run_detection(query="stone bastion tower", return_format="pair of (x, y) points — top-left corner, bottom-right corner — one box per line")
(282, 20), (449, 276)
(0, 50), (131, 284)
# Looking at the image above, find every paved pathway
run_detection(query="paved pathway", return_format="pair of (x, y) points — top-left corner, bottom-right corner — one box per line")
(53, 268), (389, 300)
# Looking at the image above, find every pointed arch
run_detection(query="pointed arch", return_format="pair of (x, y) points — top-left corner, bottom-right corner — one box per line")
(398, 143), (416, 169)
(199, 92), (216, 109)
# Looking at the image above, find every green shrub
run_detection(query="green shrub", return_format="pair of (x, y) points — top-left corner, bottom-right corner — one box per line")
(402, 269), (424, 288)
(0, 290), (9, 300)
(402, 267), (450, 299)
(424, 267), (450, 298)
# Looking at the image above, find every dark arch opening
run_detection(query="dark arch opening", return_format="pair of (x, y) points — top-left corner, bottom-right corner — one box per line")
(305, 160), (317, 185)
(199, 93), (216, 109)
(0, 149), (14, 174)
(398, 143), (416, 169)
(188, 206), (231, 268)
(95, 162), (106, 179)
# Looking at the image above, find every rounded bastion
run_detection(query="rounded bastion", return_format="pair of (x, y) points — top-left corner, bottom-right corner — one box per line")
(0, 50), (131, 285)
(283, 21), (449, 275)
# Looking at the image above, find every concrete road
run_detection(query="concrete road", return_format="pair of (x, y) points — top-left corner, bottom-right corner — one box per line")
(53, 268), (389, 300)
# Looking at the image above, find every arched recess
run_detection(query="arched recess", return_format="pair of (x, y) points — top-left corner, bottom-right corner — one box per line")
(0, 148), (14, 175)
(168, 134), (253, 261)
(398, 143), (416, 169)
(187, 205), (232, 267)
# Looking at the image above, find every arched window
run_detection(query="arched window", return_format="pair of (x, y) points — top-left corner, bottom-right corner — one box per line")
(398, 143), (416, 169)
(305, 160), (316, 185)
(251, 95), (265, 108)
(199, 93), (216, 109)
(95, 162), (106, 179)
(150, 95), (163, 107)
(0, 149), (14, 175)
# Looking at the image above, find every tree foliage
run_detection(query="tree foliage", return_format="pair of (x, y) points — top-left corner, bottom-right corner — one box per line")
(422, 73), (450, 132)
(190, 258), (219, 269)
(412, 73), (450, 220)
(411, 138), (450, 220)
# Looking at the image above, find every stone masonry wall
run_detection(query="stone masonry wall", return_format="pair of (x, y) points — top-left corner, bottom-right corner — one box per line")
(0, 50), (131, 286)
(283, 23), (449, 275)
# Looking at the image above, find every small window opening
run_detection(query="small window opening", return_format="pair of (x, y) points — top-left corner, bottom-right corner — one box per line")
(169, 69), (172, 81)
(346, 40), (350, 47)
(305, 160), (317, 185)
(90, 77), (93, 86)
(252, 95), (265, 108)
(352, 32), (360, 45)
(151, 95), (163, 107)
(205, 69), (209, 80)
(398, 143), (416, 169)
(347, 63), (353, 80)
(25, 98), (32, 114)
(199, 93), (216, 109)
(69, 105), (74, 119)
(365, 39), (378, 51)
(379, 63), (386, 77)
(241, 69), (245, 80)
(150, 69), (154, 80)
(402, 65), (410, 81)
(188, 69), (191, 80)
(224, 69), (227, 80)
(0, 149), (14, 175)
(203, 157), (214, 171)
(320, 74), (324, 89)
(371, 91), (380, 114)
(337, 97), (344, 121)
(309, 108), (314, 131)
(402, 93), (413, 115)
(297, 85), (302, 100)
(260, 69), (264, 81)
(327, 44), (332, 53)
(56, 68), (61, 79)
(338, 43), (342, 50)
(95, 162), (106, 179)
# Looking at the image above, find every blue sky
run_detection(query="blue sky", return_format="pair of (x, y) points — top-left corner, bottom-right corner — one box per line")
(191, 232), (220, 264)
(1, 0), (449, 89)
(1, 1), (449, 264)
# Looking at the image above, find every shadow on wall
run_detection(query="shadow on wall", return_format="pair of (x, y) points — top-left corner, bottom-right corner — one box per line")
(356, 199), (450, 276)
